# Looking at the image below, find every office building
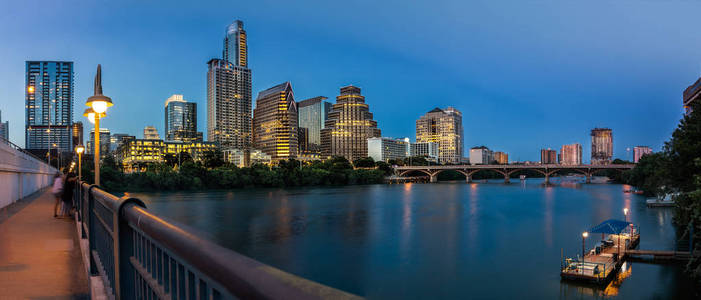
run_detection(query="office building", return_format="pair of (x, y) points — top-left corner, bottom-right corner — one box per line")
(252, 82), (298, 161)
(560, 143), (583, 165)
(117, 138), (217, 172)
(540, 148), (557, 164)
(298, 127), (309, 153)
(87, 128), (111, 156)
(25, 61), (74, 152)
(416, 107), (463, 164)
(110, 133), (130, 152)
(223, 149), (271, 167)
(367, 137), (410, 162)
(0, 110), (8, 141)
(684, 77), (701, 115)
(591, 128), (613, 165)
(633, 146), (652, 163)
(71, 122), (83, 148)
(410, 142), (439, 161)
(469, 146), (493, 165)
(143, 126), (160, 140)
(494, 151), (508, 164)
(297, 96), (332, 152)
(320, 86), (381, 161)
(165, 94), (201, 142)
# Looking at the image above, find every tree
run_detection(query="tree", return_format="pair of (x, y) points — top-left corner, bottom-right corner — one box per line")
(375, 161), (393, 175)
(201, 150), (225, 169)
(353, 157), (375, 168)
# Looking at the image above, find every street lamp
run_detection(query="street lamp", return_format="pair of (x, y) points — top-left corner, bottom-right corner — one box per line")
(75, 145), (85, 182)
(84, 64), (113, 186)
(582, 231), (588, 273)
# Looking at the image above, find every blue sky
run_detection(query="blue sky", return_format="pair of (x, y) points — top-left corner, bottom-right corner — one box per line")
(0, 0), (699, 162)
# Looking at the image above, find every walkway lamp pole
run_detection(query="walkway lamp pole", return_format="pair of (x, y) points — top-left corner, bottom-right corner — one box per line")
(582, 231), (588, 273)
(84, 64), (113, 186)
(75, 145), (85, 181)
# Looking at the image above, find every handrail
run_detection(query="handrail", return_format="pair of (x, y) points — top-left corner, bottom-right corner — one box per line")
(0, 135), (57, 168)
(77, 181), (361, 300)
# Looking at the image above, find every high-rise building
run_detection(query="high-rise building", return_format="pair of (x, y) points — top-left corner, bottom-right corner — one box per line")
(494, 151), (508, 164)
(410, 142), (439, 161)
(143, 126), (160, 140)
(633, 146), (652, 163)
(252, 82), (298, 161)
(25, 61), (74, 152)
(297, 96), (332, 153)
(560, 143), (583, 165)
(469, 146), (493, 165)
(110, 133), (130, 152)
(540, 148), (557, 164)
(591, 128), (613, 165)
(0, 110), (8, 141)
(416, 107), (463, 164)
(367, 137), (409, 162)
(87, 128), (111, 156)
(298, 127), (309, 153)
(321, 86), (381, 161)
(71, 122), (83, 148)
(164, 94), (200, 142)
(223, 20), (248, 68)
(206, 58), (252, 150)
(683, 77), (700, 115)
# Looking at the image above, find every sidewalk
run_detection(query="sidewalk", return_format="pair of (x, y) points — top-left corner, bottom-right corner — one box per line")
(0, 189), (89, 299)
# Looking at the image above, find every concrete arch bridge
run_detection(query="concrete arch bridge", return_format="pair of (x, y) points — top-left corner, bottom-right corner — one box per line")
(394, 164), (635, 183)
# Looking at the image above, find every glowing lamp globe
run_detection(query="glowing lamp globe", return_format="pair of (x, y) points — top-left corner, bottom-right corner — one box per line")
(86, 94), (112, 114)
(582, 232), (588, 238)
(75, 145), (85, 154)
(83, 108), (105, 124)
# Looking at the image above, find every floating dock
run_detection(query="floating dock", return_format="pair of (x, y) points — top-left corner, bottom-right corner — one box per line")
(561, 219), (640, 285)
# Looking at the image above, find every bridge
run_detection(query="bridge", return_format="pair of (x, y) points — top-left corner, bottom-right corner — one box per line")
(394, 164), (635, 183)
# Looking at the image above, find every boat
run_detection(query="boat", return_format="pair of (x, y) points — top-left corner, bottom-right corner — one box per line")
(646, 193), (676, 207)
(519, 175), (526, 180)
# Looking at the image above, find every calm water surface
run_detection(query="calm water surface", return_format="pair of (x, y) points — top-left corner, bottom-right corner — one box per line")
(132, 179), (697, 299)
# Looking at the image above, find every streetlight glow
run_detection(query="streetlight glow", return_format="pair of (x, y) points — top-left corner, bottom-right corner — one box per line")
(623, 208), (628, 216)
(91, 100), (109, 114)
(582, 231), (588, 238)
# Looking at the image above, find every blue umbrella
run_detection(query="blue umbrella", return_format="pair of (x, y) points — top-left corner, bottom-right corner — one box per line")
(589, 219), (631, 234)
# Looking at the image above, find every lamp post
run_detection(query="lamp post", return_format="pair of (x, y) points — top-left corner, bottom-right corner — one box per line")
(582, 231), (588, 273)
(84, 65), (113, 186)
(623, 208), (629, 223)
(75, 145), (85, 181)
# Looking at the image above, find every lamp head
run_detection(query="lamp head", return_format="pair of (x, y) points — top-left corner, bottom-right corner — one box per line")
(86, 95), (112, 114)
(582, 231), (588, 238)
(83, 107), (105, 124)
(75, 145), (85, 154)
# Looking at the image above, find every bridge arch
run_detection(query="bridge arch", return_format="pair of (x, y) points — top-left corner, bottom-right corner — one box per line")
(398, 169), (432, 177)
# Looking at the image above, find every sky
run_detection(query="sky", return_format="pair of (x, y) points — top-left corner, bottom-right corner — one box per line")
(0, 0), (699, 162)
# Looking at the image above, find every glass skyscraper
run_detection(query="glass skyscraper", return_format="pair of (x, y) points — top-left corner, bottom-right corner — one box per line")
(25, 61), (74, 152)
(207, 20), (252, 150)
(164, 94), (200, 142)
(297, 96), (331, 152)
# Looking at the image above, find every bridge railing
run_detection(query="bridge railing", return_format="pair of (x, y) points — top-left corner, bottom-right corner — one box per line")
(74, 181), (361, 300)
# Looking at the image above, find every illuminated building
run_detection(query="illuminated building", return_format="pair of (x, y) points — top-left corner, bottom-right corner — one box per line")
(297, 96), (332, 153)
(110, 133), (130, 152)
(143, 126), (160, 140)
(252, 82), (298, 161)
(416, 107), (463, 164)
(298, 127), (309, 153)
(591, 128), (613, 165)
(223, 20), (247, 68)
(117, 137), (217, 172)
(367, 137), (409, 162)
(410, 142), (439, 161)
(540, 148), (557, 164)
(223, 149), (271, 167)
(25, 61), (74, 152)
(206, 58), (252, 150)
(684, 77), (700, 115)
(469, 146), (493, 165)
(633, 146), (652, 163)
(165, 94), (201, 142)
(71, 122), (83, 148)
(494, 151), (509, 164)
(87, 128), (111, 156)
(560, 143), (582, 165)
(320, 86), (381, 161)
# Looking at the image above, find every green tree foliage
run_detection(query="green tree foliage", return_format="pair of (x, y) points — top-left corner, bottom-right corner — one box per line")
(353, 157), (376, 168)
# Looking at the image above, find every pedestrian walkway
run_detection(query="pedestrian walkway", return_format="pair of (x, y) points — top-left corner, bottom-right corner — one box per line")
(0, 188), (89, 299)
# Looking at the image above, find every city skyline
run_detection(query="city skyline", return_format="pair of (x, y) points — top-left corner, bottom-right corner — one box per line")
(1, 1), (700, 162)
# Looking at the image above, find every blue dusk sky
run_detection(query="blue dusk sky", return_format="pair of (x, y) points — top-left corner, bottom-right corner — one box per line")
(0, 0), (699, 162)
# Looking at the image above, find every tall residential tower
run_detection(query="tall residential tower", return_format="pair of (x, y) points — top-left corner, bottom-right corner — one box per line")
(591, 128), (613, 165)
(416, 107), (463, 163)
(25, 61), (74, 152)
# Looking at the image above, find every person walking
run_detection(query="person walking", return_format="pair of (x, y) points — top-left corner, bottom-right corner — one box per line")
(60, 172), (77, 218)
(51, 172), (64, 218)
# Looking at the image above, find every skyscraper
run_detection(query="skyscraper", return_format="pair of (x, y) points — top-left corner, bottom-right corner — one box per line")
(25, 61), (74, 152)
(416, 107), (464, 163)
(223, 20), (247, 68)
(320, 86), (381, 161)
(633, 146), (652, 163)
(143, 126), (160, 140)
(591, 128), (613, 165)
(164, 94), (200, 142)
(252, 82), (299, 161)
(0, 109), (8, 141)
(72, 122), (83, 147)
(297, 96), (332, 153)
(87, 128), (111, 156)
(560, 143), (582, 165)
(540, 148), (557, 164)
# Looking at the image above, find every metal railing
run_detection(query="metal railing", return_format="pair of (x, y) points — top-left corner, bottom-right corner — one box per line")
(74, 181), (361, 300)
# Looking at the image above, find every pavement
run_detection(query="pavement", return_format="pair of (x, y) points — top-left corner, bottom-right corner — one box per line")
(0, 188), (89, 299)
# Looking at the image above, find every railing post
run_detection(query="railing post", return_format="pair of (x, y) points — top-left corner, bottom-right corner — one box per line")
(117, 199), (146, 300)
(88, 185), (98, 276)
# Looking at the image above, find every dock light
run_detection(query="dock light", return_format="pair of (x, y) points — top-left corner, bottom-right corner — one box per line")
(623, 208), (629, 223)
(582, 231), (588, 272)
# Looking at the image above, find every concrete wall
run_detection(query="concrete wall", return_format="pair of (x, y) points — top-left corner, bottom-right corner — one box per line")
(0, 142), (57, 209)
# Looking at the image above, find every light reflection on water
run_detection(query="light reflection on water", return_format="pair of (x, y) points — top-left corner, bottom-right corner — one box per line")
(133, 179), (696, 299)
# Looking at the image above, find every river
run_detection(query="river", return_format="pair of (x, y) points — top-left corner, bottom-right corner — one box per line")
(131, 179), (697, 299)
